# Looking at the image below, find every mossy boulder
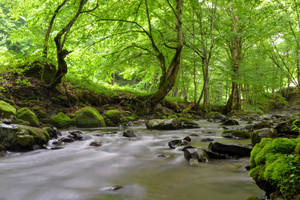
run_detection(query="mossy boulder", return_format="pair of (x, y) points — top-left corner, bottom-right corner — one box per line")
(245, 196), (261, 200)
(104, 109), (124, 126)
(50, 112), (72, 128)
(251, 128), (277, 146)
(0, 124), (50, 151)
(249, 138), (300, 199)
(74, 107), (105, 128)
(32, 106), (47, 118)
(17, 107), (39, 127)
(0, 100), (16, 123)
(222, 130), (251, 139)
(146, 118), (199, 130)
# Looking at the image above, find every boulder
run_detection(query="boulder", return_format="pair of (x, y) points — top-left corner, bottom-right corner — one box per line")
(201, 138), (214, 142)
(17, 107), (39, 127)
(50, 112), (73, 129)
(252, 121), (272, 130)
(123, 130), (136, 137)
(74, 107), (105, 128)
(43, 127), (61, 139)
(104, 109), (124, 126)
(210, 112), (226, 123)
(222, 130), (251, 139)
(251, 128), (277, 146)
(0, 100), (16, 123)
(203, 149), (228, 159)
(183, 146), (208, 164)
(275, 119), (300, 137)
(208, 142), (251, 157)
(222, 119), (239, 126)
(146, 118), (199, 130)
(0, 124), (50, 151)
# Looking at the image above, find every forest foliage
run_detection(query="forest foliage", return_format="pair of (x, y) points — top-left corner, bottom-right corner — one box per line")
(0, 0), (299, 112)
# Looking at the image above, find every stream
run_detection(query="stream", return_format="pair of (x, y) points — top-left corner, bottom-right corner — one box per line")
(0, 120), (263, 200)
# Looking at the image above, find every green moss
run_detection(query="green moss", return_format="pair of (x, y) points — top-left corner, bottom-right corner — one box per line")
(74, 107), (105, 128)
(16, 135), (35, 148)
(123, 114), (138, 122)
(32, 106), (47, 118)
(104, 109), (123, 126)
(0, 100), (16, 122)
(17, 107), (40, 127)
(223, 130), (251, 139)
(249, 138), (300, 200)
(50, 112), (72, 128)
(245, 196), (261, 200)
(18, 125), (50, 145)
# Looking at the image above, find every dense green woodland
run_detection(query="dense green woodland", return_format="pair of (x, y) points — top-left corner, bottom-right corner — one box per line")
(0, 0), (299, 112)
(1, 1), (300, 200)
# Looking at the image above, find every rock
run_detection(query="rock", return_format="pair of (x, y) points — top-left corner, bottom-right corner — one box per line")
(60, 137), (74, 143)
(104, 109), (124, 126)
(211, 112), (226, 123)
(0, 100), (16, 123)
(201, 138), (214, 142)
(146, 118), (199, 130)
(183, 146), (208, 163)
(101, 185), (123, 191)
(74, 107), (105, 128)
(89, 140), (102, 147)
(245, 196), (262, 200)
(146, 118), (181, 130)
(178, 118), (200, 128)
(43, 127), (61, 139)
(0, 124), (50, 151)
(50, 112), (73, 129)
(190, 133), (199, 137)
(275, 119), (300, 137)
(222, 130), (251, 139)
(16, 107), (39, 127)
(123, 130), (136, 137)
(208, 142), (251, 157)
(251, 128), (277, 146)
(168, 136), (191, 149)
(252, 121), (272, 130)
(69, 130), (84, 140)
(157, 154), (167, 158)
(222, 119), (239, 126)
(203, 149), (228, 159)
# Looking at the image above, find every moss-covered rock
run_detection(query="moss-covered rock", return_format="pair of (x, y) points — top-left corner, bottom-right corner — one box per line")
(222, 130), (251, 139)
(251, 128), (277, 146)
(74, 107), (105, 128)
(104, 109), (124, 126)
(245, 196), (261, 200)
(32, 106), (47, 118)
(249, 138), (300, 199)
(0, 100), (16, 123)
(17, 107), (39, 127)
(123, 114), (138, 122)
(50, 112), (72, 128)
(0, 124), (50, 151)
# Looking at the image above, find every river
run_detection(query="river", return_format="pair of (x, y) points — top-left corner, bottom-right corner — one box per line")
(0, 120), (263, 200)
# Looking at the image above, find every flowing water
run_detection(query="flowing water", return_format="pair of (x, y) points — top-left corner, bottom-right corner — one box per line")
(0, 120), (263, 200)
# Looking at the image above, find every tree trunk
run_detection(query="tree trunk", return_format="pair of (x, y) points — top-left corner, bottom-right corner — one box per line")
(202, 58), (210, 110)
(149, 0), (183, 105)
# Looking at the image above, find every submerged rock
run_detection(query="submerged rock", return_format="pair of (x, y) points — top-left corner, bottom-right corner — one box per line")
(0, 100), (16, 123)
(123, 130), (136, 137)
(203, 149), (228, 159)
(74, 107), (105, 128)
(208, 142), (251, 157)
(89, 140), (102, 147)
(222, 130), (251, 139)
(222, 119), (239, 126)
(146, 118), (199, 130)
